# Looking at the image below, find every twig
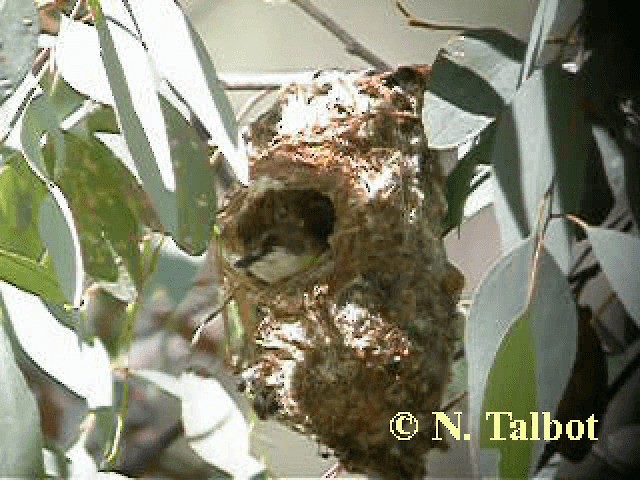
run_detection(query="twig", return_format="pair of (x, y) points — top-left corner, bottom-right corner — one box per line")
(218, 71), (316, 90)
(441, 390), (468, 413)
(396, 1), (477, 32)
(290, 0), (391, 71)
(236, 89), (273, 125)
(567, 213), (630, 278)
(321, 461), (345, 479)
(591, 291), (618, 326)
(191, 293), (235, 347)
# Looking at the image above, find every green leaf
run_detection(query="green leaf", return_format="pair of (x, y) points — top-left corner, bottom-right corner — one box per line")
(0, 304), (44, 477)
(92, 4), (178, 232)
(53, 133), (144, 288)
(141, 234), (206, 308)
(56, 16), (114, 106)
(0, 282), (113, 409)
(467, 236), (578, 477)
(424, 29), (525, 149)
(0, 249), (65, 303)
(180, 372), (264, 478)
(518, 0), (559, 86)
(0, 152), (66, 302)
(480, 310), (537, 478)
(159, 96), (217, 254)
(55, 13), (219, 246)
(127, 0), (248, 185)
(0, 0), (39, 105)
(38, 187), (84, 307)
(39, 72), (86, 124)
(444, 124), (495, 232)
(585, 227), (640, 326)
(492, 65), (588, 272)
(20, 93), (67, 179)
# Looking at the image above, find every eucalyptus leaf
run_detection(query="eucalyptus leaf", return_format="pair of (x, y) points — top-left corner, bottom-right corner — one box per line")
(180, 372), (264, 478)
(444, 124), (495, 232)
(479, 309), (537, 478)
(0, 0), (39, 105)
(518, 0), (559, 86)
(592, 125), (626, 197)
(20, 93), (66, 180)
(467, 236), (578, 477)
(126, 0), (248, 185)
(0, 308), (44, 477)
(0, 248), (65, 303)
(424, 29), (525, 149)
(141, 235), (206, 308)
(92, 4), (178, 231)
(492, 65), (588, 272)
(39, 72), (87, 125)
(585, 227), (640, 326)
(38, 185), (84, 307)
(0, 282), (113, 409)
(56, 16), (114, 106)
(0, 152), (66, 302)
(53, 132), (143, 288)
(159, 96), (217, 254)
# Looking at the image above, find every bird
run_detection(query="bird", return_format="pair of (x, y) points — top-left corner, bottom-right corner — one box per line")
(234, 220), (326, 284)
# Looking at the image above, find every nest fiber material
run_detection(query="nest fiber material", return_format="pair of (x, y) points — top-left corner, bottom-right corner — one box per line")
(217, 67), (464, 479)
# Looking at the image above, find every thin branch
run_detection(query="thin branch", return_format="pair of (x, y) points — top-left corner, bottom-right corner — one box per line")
(290, 0), (390, 71)
(237, 90), (275, 124)
(396, 1), (477, 32)
(441, 390), (468, 413)
(321, 461), (345, 479)
(191, 293), (235, 347)
(219, 71), (316, 90)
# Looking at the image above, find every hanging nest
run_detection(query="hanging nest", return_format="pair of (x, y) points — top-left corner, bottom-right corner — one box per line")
(216, 66), (464, 479)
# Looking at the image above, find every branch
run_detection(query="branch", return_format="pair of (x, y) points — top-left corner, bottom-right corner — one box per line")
(290, 0), (391, 71)
(396, 1), (475, 32)
(218, 71), (316, 90)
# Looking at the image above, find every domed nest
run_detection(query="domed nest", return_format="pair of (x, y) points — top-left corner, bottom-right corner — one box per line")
(216, 66), (464, 479)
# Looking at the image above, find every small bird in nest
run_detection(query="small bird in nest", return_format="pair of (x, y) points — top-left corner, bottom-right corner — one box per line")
(234, 202), (332, 284)
(232, 186), (335, 283)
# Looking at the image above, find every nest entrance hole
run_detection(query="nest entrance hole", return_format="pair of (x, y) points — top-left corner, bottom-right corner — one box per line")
(236, 188), (336, 255)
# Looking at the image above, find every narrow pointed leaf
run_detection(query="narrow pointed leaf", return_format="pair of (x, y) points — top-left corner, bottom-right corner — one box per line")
(20, 93), (66, 179)
(518, 0), (559, 86)
(586, 227), (640, 326)
(127, 0), (248, 185)
(0, 305), (44, 477)
(0, 152), (66, 301)
(492, 65), (588, 272)
(180, 372), (264, 478)
(38, 185), (84, 307)
(0, 282), (113, 409)
(92, 4), (178, 230)
(424, 30), (525, 149)
(0, 0), (39, 105)
(56, 16), (114, 106)
(467, 237), (577, 476)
